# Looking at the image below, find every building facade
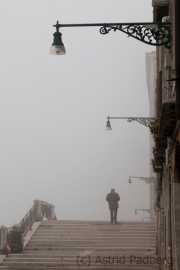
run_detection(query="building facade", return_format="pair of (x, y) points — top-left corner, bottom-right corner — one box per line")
(151, 0), (180, 269)
(145, 51), (157, 221)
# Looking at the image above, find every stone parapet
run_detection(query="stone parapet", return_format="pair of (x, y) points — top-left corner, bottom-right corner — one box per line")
(0, 226), (6, 250)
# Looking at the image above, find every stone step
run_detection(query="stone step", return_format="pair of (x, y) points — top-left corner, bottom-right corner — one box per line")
(36, 228), (156, 231)
(31, 236), (155, 240)
(42, 220), (156, 223)
(30, 235), (156, 239)
(6, 253), (158, 258)
(39, 226), (156, 228)
(24, 247), (155, 251)
(2, 262), (158, 268)
(31, 240), (155, 246)
(4, 258), (159, 262)
(27, 240), (156, 245)
(1, 267), (159, 270)
(32, 230), (156, 236)
(41, 221), (156, 225)
(38, 225), (156, 229)
(37, 225), (156, 228)
(34, 231), (156, 237)
(39, 223), (156, 227)
(39, 225), (157, 229)
(31, 235), (156, 242)
(26, 243), (154, 250)
(38, 224), (156, 228)
(36, 229), (157, 233)
(28, 241), (156, 246)
(3, 257), (159, 264)
(36, 231), (157, 235)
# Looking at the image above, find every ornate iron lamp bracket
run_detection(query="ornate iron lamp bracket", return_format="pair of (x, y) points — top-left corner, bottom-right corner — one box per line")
(108, 117), (155, 128)
(139, 177), (156, 184)
(129, 176), (156, 185)
(126, 117), (155, 127)
(100, 23), (171, 49)
(53, 21), (171, 49)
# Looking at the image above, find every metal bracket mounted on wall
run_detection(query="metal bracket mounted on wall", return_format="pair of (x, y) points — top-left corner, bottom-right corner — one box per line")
(54, 22), (171, 49)
(99, 23), (171, 49)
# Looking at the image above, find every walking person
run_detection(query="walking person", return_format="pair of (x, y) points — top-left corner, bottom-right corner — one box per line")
(106, 188), (120, 223)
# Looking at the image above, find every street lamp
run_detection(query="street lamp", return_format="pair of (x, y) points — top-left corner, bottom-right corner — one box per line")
(106, 117), (112, 130)
(50, 21), (171, 55)
(128, 176), (132, 185)
(50, 33), (66, 55)
(129, 176), (156, 185)
(135, 209), (150, 214)
(106, 116), (155, 130)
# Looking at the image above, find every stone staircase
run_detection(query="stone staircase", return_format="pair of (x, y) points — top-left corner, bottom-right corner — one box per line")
(1, 220), (158, 269)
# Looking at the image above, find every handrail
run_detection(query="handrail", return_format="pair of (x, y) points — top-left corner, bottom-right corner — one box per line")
(6, 200), (56, 246)
(18, 204), (35, 227)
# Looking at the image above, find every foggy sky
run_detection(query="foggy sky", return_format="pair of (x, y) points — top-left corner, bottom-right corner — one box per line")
(0, 0), (153, 227)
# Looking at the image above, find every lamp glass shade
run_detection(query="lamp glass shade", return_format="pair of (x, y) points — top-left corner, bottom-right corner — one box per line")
(50, 45), (66, 55)
(128, 178), (132, 185)
(106, 120), (112, 130)
(106, 126), (112, 130)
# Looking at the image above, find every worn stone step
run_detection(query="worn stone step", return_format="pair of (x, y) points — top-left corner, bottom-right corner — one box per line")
(6, 253), (157, 258)
(27, 245), (155, 248)
(26, 240), (156, 245)
(38, 225), (156, 230)
(39, 223), (156, 227)
(37, 230), (156, 233)
(2, 262), (158, 268)
(37, 230), (156, 234)
(24, 247), (155, 252)
(41, 223), (156, 227)
(4, 258), (159, 262)
(34, 233), (156, 237)
(28, 236), (155, 242)
(31, 235), (156, 242)
(41, 220), (156, 223)
(36, 232), (157, 236)
(38, 225), (156, 228)
(0, 265), (159, 270)
(36, 230), (157, 234)
(28, 242), (156, 246)
(36, 229), (157, 233)
(37, 224), (156, 228)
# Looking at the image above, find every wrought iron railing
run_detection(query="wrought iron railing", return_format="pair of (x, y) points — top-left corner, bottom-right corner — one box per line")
(6, 200), (56, 247)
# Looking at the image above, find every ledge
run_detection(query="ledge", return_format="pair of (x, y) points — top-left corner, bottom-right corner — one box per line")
(159, 100), (177, 137)
(152, 0), (169, 6)
(23, 221), (41, 248)
(0, 255), (6, 264)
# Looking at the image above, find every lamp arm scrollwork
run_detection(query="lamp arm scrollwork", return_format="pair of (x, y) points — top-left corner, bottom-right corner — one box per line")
(99, 23), (171, 49)
(53, 21), (171, 49)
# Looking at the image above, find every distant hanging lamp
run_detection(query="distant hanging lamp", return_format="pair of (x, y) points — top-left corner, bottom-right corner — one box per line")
(106, 116), (112, 130)
(50, 21), (66, 55)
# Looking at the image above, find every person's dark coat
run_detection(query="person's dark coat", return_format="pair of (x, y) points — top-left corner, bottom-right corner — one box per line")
(106, 191), (120, 210)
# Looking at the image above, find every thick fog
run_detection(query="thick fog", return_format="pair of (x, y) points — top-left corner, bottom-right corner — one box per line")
(0, 0), (153, 227)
